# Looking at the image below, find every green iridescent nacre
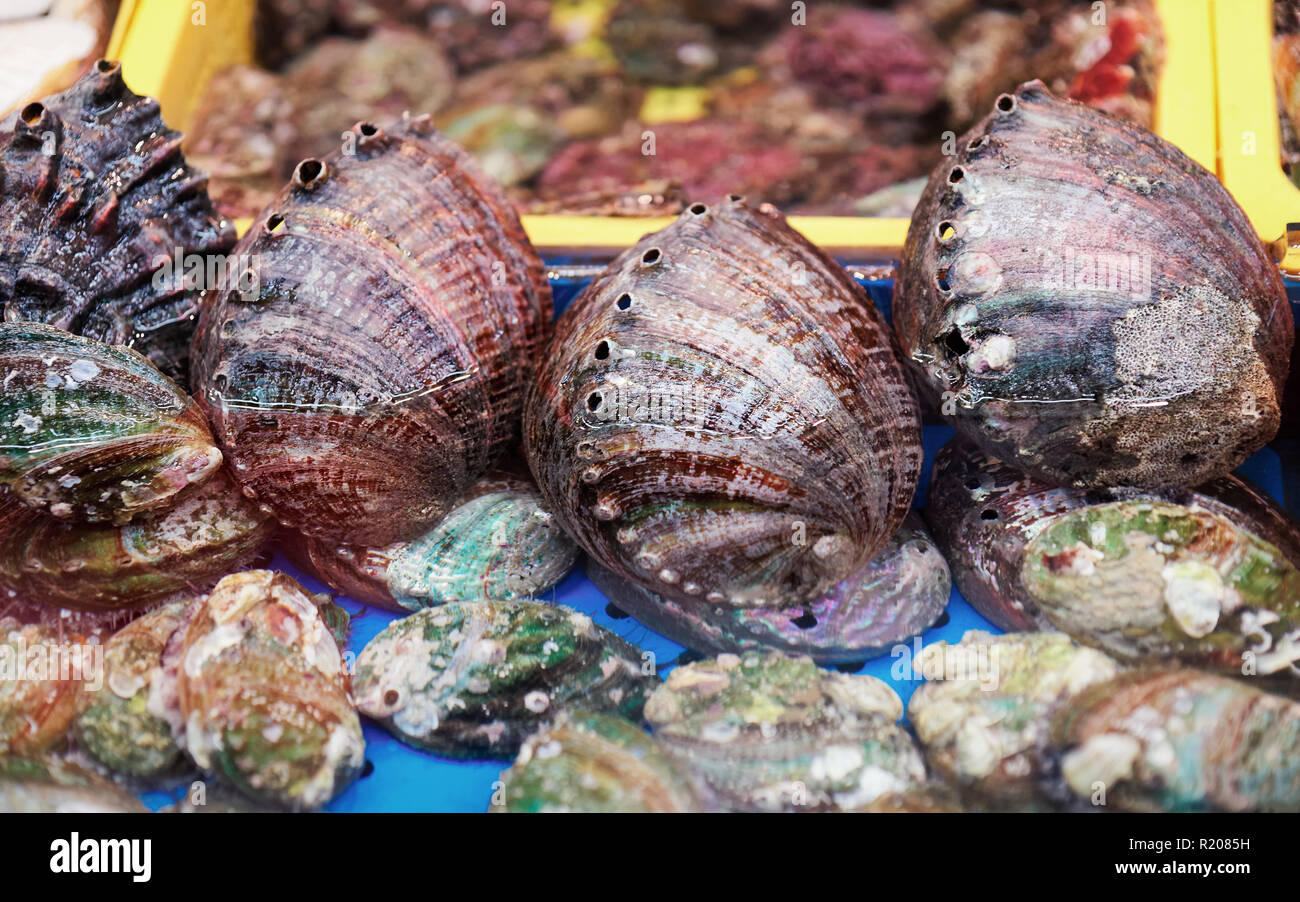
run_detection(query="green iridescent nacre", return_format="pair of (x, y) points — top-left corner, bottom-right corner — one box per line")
(0, 322), (222, 524)
(644, 651), (926, 811)
(495, 710), (702, 813)
(354, 600), (659, 759)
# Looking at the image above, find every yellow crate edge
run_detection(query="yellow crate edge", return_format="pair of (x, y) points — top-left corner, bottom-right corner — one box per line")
(117, 0), (1216, 254)
(1213, 0), (1300, 247)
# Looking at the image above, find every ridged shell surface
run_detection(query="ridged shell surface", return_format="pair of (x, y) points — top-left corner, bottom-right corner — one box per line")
(525, 196), (921, 610)
(177, 570), (363, 811)
(926, 440), (1300, 682)
(496, 710), (703, 813)
(896, 81), (1293, 489)
(1052, 669), (1300, 811)
(284, 469), (578, 611)
(0, 62), (236, 386)
(0, 469), (274, 614)
(0, 619), (88, 755)
(192, 115), (552, 547)
(586, 511), (949, 663)
(0, 323), (221, 524)
(353, 600), (658, 759)
(643, 650), (926, 811)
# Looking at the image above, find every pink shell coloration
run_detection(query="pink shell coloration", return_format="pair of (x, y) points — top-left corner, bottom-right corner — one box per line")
(524, 196), (922, 609)
(192, 116), (552, 546)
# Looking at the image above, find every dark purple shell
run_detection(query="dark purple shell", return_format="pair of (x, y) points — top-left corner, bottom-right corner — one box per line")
(896, 80), (1293, 490)
(586, 512), (949, 663)
(192, 116), (552, 547)
(0, 61), (236, 387)
(525, 196), (922, 609)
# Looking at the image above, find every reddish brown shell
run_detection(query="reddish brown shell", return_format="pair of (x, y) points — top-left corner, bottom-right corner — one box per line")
(895, 80), (1293, 489)
(192, 115), (552, 547)
(524, 196), (921, 609)
(0, 61), (236, 387)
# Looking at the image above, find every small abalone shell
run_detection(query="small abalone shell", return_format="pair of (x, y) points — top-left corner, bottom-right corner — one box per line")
(1051, 669), (1300, 811)
(74, 601), (188, 779)
(192, 115), (552, 547)
(926, 439), (1300, 681)
(0, 469), (274, 614)
(525, 195), (922, 611)
(495, 710), (702, 813)
(177, 570), (363, 810)
(0, 62), (236, 387)
(644, 651), (926, 811)
(284, 469), (579, 612)
(353, 600), (658, 759)
(0, 618), (89, 755)
(907, 630), (1120, 809)
(896, 80), (1293, 489)
(0, 754), (148, 813)
(586, 512), (949, 663)
(0, 322), (221, 524)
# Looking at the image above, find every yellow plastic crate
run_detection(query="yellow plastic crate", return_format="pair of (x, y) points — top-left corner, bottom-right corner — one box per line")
(108, 0), (1217, 254)
(1212, 0), (1300, 263)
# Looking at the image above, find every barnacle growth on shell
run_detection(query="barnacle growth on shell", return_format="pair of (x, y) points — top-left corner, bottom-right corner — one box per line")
(896, 81), (1293, 490)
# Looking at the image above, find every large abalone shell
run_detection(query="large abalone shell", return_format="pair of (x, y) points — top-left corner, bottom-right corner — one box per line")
(896, 80), (1293, 489)
(192, 115), (552, 547)
(525, 196), (922, 611)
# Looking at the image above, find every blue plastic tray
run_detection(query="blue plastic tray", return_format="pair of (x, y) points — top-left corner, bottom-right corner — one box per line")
(138, 266), (1300, 813)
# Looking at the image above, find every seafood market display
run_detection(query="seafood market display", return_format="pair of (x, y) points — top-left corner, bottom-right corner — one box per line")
(4, 1), (1300, 818)
(180, 0), (1166, 219)
(643, 651), (926, 812)
(526, 197), (922, 611)
(586, 512), (950, 664)
(927, 440), (1300, 682)
(897, 81), (1293, 490)
(192, 115), (552, 548)
(285, 468), (579, 612)
(354, 600), (658, 758)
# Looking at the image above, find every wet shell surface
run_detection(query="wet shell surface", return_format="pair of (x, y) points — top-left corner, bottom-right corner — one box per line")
(926, 440), (1300, 681)
(495, 710), (702, 813)
(0, 469), (274, 614)
(0, 323), (221, 524)
(284, 469), (579, 612)
(353, 600), (658, 759)
(1051, 669), (1300, 811)
(192, 115), (552, 547)
(177, 570), (363, 810)
(0, 754), (148, 813)
(586, 511), (949, 664)
(0, 62), (235, 387)
(895, 81), (1293, 489)
(525, 195), (922, 611)
(907, 630), (1120, 809)
(0, 618), (87, 755)
(643, 651), (926, 811)
(73, 601), (188, 778)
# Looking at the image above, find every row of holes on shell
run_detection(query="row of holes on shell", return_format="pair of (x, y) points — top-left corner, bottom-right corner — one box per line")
(933, 94), (1015, 295)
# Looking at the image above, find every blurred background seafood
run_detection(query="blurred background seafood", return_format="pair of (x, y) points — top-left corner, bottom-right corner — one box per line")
(177, 0), (1167, 221)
